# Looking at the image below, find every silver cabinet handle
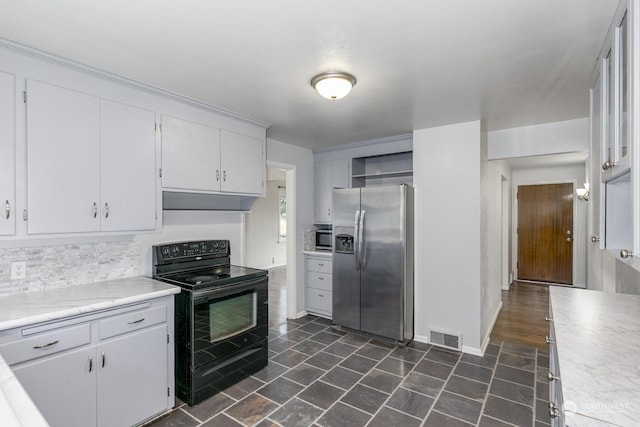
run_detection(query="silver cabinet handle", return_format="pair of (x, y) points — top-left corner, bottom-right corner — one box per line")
(88, 355), (93, 372)
(548, 372), (559, 381)
(602, 160), (614, 170)
(327, 208), (330, 217)
(620, 249), (634, 259)
(545, 336), (554, 344)
(549, 402), (559, 418)
(223, 170), (227, 182)
(318, 294), (324, 297)
(216, 169), (220, 182)
(101, 351), (105, 368)
(104, 202), (109, 219)
(318, 276), (324, 280)
(127, 317), (145, 325)
(4, 200), (9, 220)
(545, 316), (553, 322)
(318, 263), (324, 267)
(591, 236), (600, 243)
(33, 340), (59, 349)
(92, 202), (98, 218)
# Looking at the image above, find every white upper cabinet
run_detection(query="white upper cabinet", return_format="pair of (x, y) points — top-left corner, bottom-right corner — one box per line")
(161, 115), (265, 196)
(26, 79), (101, 234)
(590, 0), (640, 266)
(100, 100), (157, 232)
(160, 115), (221, 192)
(0, 71), (15, 236)
(220, 130), (264, 195)
(26, 80), (157, 235)
(601, 6), (632, 180)
(314, 159), (349, 224)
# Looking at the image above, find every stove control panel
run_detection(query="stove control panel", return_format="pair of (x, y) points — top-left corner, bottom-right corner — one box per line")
(155, 240), (229, 262)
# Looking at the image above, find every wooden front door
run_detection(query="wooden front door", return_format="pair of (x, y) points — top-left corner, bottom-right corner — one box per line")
(517, 183), (573, 285)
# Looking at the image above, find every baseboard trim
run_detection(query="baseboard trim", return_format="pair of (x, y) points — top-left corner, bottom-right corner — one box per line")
(479, 301), (503, 356)
(291, 310), (308, 320)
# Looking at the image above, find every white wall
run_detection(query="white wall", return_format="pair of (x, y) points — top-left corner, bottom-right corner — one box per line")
(511, 164), (588, 287)
(266, 138), (314, 318)
(481, 128), (512, 350)
(245, 180), (287, 269)
(487, 118), (589, 159)
(414, 121), (484, 354)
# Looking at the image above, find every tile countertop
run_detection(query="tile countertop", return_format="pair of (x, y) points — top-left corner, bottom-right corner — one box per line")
(0, 276), (180, 332)
(550, 287), (640, 426)
(0, 276), (180, 427)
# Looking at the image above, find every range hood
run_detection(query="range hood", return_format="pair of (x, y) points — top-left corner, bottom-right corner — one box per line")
(162, 191), (258, 212)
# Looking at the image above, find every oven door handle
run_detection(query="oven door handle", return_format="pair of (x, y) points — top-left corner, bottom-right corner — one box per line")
(192, 276), (267, 302)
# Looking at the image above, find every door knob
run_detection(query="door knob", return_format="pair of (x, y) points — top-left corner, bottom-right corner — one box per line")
(566, 237), (572, 242)
(566, 230), (571, 235)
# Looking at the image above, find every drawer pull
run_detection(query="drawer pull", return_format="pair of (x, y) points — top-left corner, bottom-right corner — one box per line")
(127, 318), (145, 325)
(318, 276), (324, 280)
(545, 336), (554, 345)
(88, 355), (93, 372)
(318, 294), (324, 297)
(32, 340), (59, 349)
(318, 263), (324, 267)
(548, 372), (559, 382)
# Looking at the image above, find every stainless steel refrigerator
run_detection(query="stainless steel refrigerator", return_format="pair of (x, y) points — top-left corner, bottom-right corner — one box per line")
(332, 184), (414, 344)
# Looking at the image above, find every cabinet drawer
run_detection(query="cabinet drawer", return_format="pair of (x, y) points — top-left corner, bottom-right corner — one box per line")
(306, 272), (332, 292)
(305, 257), (332, 274)
(99, 305), (166, 340)
(0, 323), (91, 366)
(306, 288), (332, 315)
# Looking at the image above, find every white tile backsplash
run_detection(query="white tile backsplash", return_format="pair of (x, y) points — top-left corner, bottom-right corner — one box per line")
(0, 242), (142, 296)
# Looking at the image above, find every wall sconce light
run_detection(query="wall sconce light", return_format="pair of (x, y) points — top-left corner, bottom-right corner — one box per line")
(576, 183), (590, 201)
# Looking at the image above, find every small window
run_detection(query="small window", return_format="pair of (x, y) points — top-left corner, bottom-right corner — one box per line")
(278, 186), (286, 242)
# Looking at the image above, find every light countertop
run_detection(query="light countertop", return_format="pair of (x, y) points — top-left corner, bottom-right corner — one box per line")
(0, 276), (180, 332)
(0, 276), (180, 427)
(550, 287), (640, 426)
(303, 250), (333, 258)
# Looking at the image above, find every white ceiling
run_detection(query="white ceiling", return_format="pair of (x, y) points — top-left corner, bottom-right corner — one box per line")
(0, 0), (618, 150)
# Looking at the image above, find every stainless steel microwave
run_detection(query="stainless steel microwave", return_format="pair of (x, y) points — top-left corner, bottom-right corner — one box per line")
(314, 229), (333, 251)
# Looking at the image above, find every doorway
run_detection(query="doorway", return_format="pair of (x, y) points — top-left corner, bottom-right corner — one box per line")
(517, 183), (574, 285)
(245, 166), (289, 327)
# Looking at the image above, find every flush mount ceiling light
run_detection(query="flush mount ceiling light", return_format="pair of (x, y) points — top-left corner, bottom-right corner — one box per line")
(311, 72), (357, 100)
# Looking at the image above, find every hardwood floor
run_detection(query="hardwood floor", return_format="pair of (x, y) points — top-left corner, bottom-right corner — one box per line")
(491, 281), (550, 349)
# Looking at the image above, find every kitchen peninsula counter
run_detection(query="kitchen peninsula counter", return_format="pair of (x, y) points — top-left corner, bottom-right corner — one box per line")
(550, 287), (640, 426)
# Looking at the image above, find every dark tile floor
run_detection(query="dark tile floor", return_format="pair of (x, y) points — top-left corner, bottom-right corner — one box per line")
(148, 315), (552, 427)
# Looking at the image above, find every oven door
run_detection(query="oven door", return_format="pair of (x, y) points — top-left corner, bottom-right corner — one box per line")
(191, 276), (268, 368)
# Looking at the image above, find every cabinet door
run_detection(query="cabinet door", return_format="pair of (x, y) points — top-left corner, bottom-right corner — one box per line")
(161, 115), (221, 192)
(0, 71), (15, 236)
(220, 130), (264, 195)
(97, 324), (168, 427)
(331, 158), (349, 190)
(314, 160), (332, 223)
(26, 79), (101, 234)
(100, 100), (156, 232)
(12, 347), (97, 427)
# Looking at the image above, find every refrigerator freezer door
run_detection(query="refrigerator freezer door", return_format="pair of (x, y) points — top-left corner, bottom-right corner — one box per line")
(359, 185), (407, 341)
(332, 188), (361, 331)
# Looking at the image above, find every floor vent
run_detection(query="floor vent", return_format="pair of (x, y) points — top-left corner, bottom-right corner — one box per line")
(429, 329), (462, 351)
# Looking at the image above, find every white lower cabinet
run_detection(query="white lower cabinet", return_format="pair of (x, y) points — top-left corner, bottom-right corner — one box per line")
(0, 297), (173, 427)
(304, 254), (333, 318)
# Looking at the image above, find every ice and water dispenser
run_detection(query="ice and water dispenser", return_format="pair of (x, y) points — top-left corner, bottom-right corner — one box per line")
(334, 226), (354, 254)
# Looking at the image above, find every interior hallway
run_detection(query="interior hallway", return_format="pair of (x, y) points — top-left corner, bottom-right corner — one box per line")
(491, 281), (550, 349)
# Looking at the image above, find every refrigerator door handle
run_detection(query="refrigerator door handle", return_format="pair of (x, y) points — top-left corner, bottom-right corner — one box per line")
(359, 210), (366, 269)
(354, 210), (361, 270)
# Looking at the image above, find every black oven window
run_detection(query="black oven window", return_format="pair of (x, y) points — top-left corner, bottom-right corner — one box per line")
(209, 292), (257, 342)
